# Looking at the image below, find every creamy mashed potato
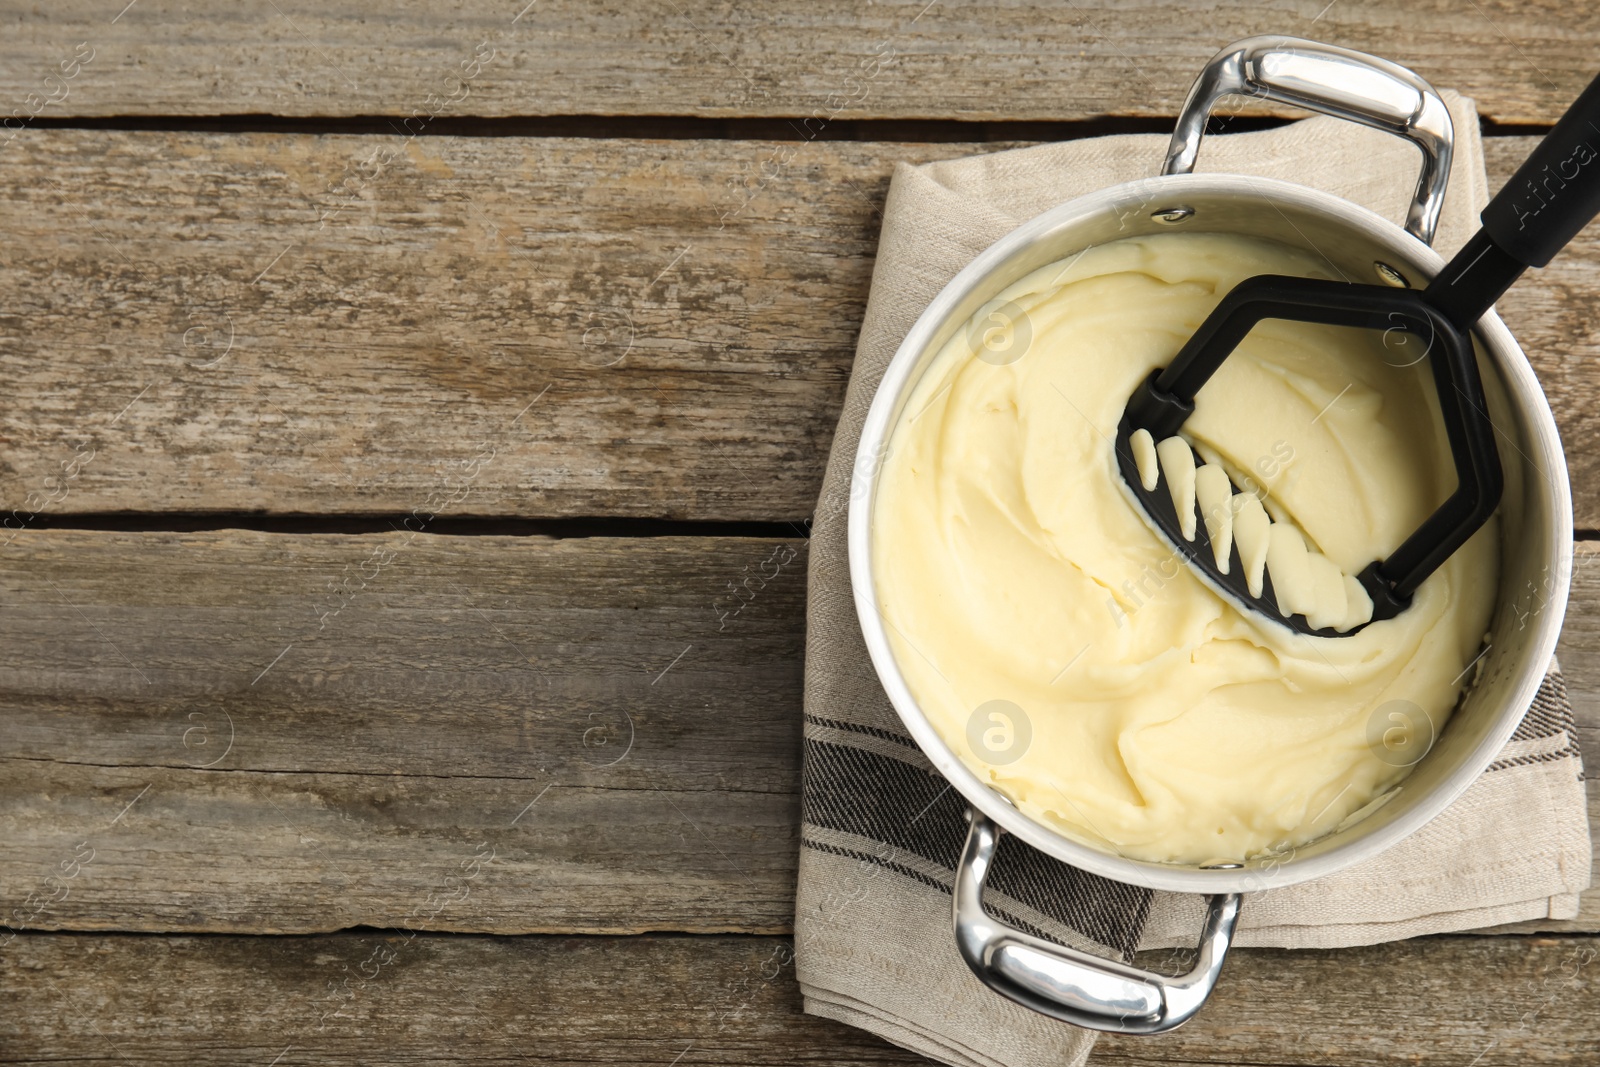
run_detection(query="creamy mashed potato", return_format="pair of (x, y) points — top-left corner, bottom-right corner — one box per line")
(872, 231), (1498, 865)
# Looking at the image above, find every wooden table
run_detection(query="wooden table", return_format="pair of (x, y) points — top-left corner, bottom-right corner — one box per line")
(1, 4), (1596, 1063)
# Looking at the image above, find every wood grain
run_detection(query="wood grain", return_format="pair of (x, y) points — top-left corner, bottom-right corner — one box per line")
(2, 131), (1600, 524)
(0, 128), (938, 522)
(0, 2), (1591, 124)
(0, 931), (1593, 1066)
(0, 530), (809, 934)
(1484, 139), (1600, 530)
(0, 530), (1594, 935)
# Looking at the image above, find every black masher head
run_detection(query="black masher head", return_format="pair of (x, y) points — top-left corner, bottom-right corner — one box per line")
(1116, 70), (1600, 637)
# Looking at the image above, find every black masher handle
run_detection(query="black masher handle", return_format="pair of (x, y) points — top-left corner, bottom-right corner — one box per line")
(1426, 71), (1600, 329)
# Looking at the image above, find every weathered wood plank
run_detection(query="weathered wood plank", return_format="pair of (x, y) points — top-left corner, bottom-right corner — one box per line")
(0, 932), (1593, 1066)
(1484, 139), (1600, 530)
(0, 530), (809, 934)
(0, 1), (1591, 124)
(0, 129), (933, 523)
(0, 531), (1594, 935)
(2, 132), (1599, 525)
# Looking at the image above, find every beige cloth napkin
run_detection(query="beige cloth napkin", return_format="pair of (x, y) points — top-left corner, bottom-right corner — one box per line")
(796, 91), (1592, 1067)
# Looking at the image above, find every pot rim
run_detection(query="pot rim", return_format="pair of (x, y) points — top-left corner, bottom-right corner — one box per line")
(847, 170), (1573, 895)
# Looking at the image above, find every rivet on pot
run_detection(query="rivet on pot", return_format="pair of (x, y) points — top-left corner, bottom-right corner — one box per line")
(1152, 206), (1195, 224)
(1374, 261), (1410, 288)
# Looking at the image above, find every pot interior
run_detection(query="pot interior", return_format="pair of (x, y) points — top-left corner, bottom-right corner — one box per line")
(861, 173), (1570, 892)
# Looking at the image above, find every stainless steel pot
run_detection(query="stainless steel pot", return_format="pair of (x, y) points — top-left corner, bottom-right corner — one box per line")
(848, 36), (1571, 1033)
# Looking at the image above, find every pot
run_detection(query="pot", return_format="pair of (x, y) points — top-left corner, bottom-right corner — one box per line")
(847, 36), (1571, 1033)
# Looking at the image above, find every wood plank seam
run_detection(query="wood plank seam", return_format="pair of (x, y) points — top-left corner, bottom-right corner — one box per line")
(0, 3), (1594, 124)
(0, 931), (1594, 1065)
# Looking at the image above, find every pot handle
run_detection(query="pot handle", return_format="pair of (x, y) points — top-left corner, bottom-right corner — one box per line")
(1162, 36), (1453, 247)
(953, 810), (1241, 1034)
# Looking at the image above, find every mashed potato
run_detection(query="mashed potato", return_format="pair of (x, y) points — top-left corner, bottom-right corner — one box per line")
(872, 231), (1498, 864)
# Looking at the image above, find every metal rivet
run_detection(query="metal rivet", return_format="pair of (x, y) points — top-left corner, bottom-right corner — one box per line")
(1374, 261), (1410, 288)
(1152, 206), (1194, 224)
(1199, 862), (1244, 870)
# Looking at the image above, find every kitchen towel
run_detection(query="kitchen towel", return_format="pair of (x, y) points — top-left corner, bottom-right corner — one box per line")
(796, 90), (1592, 1067)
